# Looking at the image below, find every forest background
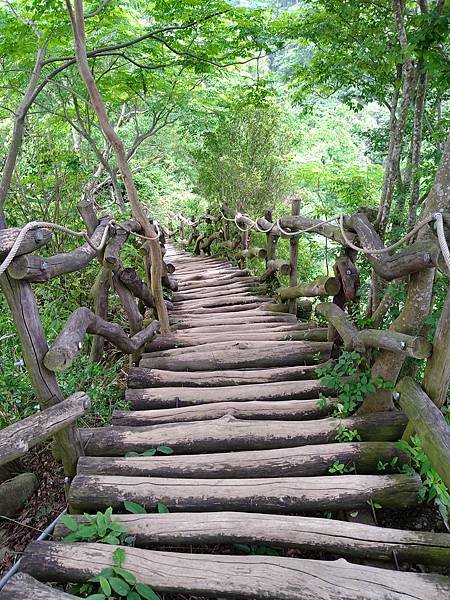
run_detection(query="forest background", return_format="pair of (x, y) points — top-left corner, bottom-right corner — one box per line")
(0, 0), (448, 430)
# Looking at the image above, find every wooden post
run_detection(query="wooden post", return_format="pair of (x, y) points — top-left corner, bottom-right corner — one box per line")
(240, 224), (249, 269)
(264, 209), (278, 266)
(0, 274), (83, 476)
(288, 195), (301, 314)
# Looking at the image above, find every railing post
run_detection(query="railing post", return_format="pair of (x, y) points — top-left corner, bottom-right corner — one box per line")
(288, 195), (301, 314)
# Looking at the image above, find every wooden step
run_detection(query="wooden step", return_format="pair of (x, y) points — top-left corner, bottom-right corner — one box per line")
(139, 341), (333, 370)
(113, 398), (334, 426)
(171, 295), (271, 310)
(125, 379), (333, 409)
(145, 329), (328, 351)
(53, 511), (450, 567)
(21, 541), (450, 600)
(77, 441), (406, 478)
(127, 363), (325, 387)
(80, 412), (407, 456)
(68, 473), (422, 513)
(0, 573), (78, 599)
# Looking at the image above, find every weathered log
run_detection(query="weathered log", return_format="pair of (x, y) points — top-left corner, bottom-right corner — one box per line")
(180, 274), (256, 290)
(334, 254), (360, 303)
(422, 286), (450, 409)
(1, 573), (79, 599)
(260, 259), (291, 281)
(279, 214), (356, 245)
(139, 341), (332, 370)
(68, 473), (421, 513)
(261, 302), (290, 312)
(77, 197), (99, 235)
(53, 512), (450, 568)
(347, 213), (438, 280)
(0, 472), (38, 517)
(170, 302), (274, 315)
(126, 379), (332, 410)
(113, 399), (334, 426)
(297, 298), (313, 320)
(357, 329), (432, 359)
(171, 313), (298, 329)
(0, 392), (90, 467)
(0, 226), (51, 259)
(77, 442), (405, 479)
(0, 275), (83, 475)
(141, 329), (328, 352)
(317, 302), (433, 358)
(147, 339), (330, 358)
(161, 273), (178, 291)
(7, 217), (111, 282)
(118, 267), (154, 307)
(277, 277), (341, 301)
(23, 541), (450, 600)
(316, 302), (362, 350)
(128, 362), (327, 388)
(172, 294), (266, 310)
(199, 231), (222, 254)
(238, 246), (267, 259)
(80, 412), (407, 456)
(172, 283), (253, 302)
(103, 220), (141, 269)
(288, 195), (301, 313)
(397, 377), (450, 489)
(89, 264), (110, 362)
(44, 308), (159, 371)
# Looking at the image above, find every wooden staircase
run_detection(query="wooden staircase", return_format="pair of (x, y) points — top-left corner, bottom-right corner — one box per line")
(6, 247), (450, 599)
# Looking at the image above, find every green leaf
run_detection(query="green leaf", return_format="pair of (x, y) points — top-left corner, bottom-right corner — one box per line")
(77, 525), (98, 539)
(135, 583), (161, 600)
(114, 567), (137, 585)
(157, 502), (169, 513)
(125, 451), (141, 457)
(157, 445), (174, 455)
(85, 595), (106, 600)
(142, 448), (157, 456)
(113, 547), (126, 567)
(127, 592), (141, 600)
(102, 534), (120, 545)
(61, 515), (79, 532)
(124, 500), (147, 514)
(109, 576), (131, 596)
(99, 576), (111, 596)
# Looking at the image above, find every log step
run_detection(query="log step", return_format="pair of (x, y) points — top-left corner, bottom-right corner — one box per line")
(68, 473), (422, 513)
(125, 379), (334, 409)
(139, 341), (333, 370)
(53, 511), (450, 567)
(127, 363), (326, 388)
(80, 412), (407, 456)
(113, 398), (334, 425)
(77, 441), (407, 478)
(20, 541), (450, 600)
(0, 573), (78, 599)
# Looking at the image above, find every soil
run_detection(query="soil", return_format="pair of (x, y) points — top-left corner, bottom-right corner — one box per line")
(1, 444), (448, 594)
(0, 443), (66, 577)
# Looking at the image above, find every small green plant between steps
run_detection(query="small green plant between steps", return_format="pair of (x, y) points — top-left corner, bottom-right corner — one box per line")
(397, 436), (450, 528)
(68, 547), (160, 599)
(316, 351), (393, 417)
(334, 425), (362, 442)
(328, 460), (355, 474)
(125, 446), (174, 458)
(61, 508), (127, 545)
(124, 500), (170, 514)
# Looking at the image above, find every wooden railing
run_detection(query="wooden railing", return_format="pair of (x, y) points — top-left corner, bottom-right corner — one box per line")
(0, 201), (177, 476)
(170, 201), (450, 488)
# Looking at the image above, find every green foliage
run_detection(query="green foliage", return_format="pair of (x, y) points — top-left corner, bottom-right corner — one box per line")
(68, 546), (160, 599)
(125, 446), (174, 458)
(61, 508), (127, 546)
(328, 460), (355, 475)
(317, 351), (393, 417)
(124, 500), (170, 515)
(397, 436), (450, 528)
(233, 543), (279, 556)
(334, 425), (362, 443)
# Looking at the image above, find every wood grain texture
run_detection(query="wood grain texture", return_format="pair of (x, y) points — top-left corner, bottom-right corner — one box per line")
(68, 473), (422, 513)
(0, 392), (90, 467)
(53, 511), (450, 566)
(76, 441), (406, 478)
(0, 573), (78, 599)
(80, 412), (407, 456)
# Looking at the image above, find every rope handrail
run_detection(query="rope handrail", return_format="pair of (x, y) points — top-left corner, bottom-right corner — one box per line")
(0, 218), (162, 276)
(180, 208), (450, 273)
